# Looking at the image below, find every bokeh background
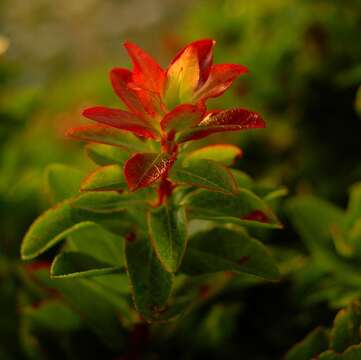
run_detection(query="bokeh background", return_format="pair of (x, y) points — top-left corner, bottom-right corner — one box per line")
(1, 0), (361, 359)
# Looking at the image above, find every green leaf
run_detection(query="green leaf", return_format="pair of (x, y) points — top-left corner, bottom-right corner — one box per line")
(21, 200), (125, 260)
(330, 302), (361, 353)
(51, 251), (121, 279)
(285, 327), (329, 360)
(182, 189), (281, 229)
(71, 191), (143, 213)
(148, 204), (187, 273)
(181, 227), (280, 280)
(345, 182), (361, 230)
(183, 144), (242, 166)
(81, 165), (126, 191)
(125, 235), (173, 321)
(46, 164), (84, 202)
(169, 159), (237, 194)
(230, 169), (254, 189)
(85, 143), (130, 166)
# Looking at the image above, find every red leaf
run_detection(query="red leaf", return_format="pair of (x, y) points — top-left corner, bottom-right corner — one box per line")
(83, 106), (159, 139)
(176, 108), (265, 143)
(160, 104), (204, 133)
(66, 124), (141, 149)
(193, 64), (248, 103)
(169, 39), (215, 86)
(110, 68), (149, 119)
(124, 41), (166, 95)
(124, 152), (175, 191)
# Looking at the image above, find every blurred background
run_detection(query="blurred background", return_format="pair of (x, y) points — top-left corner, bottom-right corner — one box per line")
(0, 0), (360, 359)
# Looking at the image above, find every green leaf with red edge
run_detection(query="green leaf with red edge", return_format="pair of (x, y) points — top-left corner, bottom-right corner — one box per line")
(82, 106), (159, 139)
(181, 189), (282, 229)
(148, 204), (187, 273)
(85, 143), (131, 166)
(176, 108), (265, 143)
(193, 64), (248, 103)
(71, 191), (145, 213)
(169, 159), (237, 194)
(45, 164), (84, 203)
(81, 165), (126, 192)
(20, 199), (125, 260)
(285, 327), (329, 360)
(160, 104), (203, 133)
(125, 234), (173, 321)
(181, 227), (279, 280)
(318, 346), (361, 359)
(66, 124), (151, 151)
(183, 144), (242, 166)
(124, 152), (175, 191)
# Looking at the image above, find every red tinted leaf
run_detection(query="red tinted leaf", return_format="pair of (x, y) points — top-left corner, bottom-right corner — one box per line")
(176, 108), (265, 143)
(124, 152), (175, 191)
(66, 124), (147, 150)
(110, 68), (149, 119)
(242, 210), (269, 223)
(160, 104), (204, 133)
(124, 41), (166, 94)
(193, 64), (248, 103)
(83, 106), (159, 139)
(170, 39), (215, 86)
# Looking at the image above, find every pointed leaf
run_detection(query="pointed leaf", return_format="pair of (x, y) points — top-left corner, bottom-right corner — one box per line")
(124, 152), (175, 191)
(71, 191), (144, 213)
(160, 104), (203, 133)
(51, 251), (121, 279)
(182, 189), (281, 229)
(46, 164), (84, 202)
(181, 227), (279, 280)
(230, 169), (254, 189)
(169, 159), (237, 194)
(193, 64), (248, 102)
(345, 182), (361, 230)
(83, 106), (158, 139)
(85, 143), (130, 166)
(66, 124), (150, 151)
(318, 345), (361, 359)
(81, 165), (126, 192)
(148, 204), (187, 273)
(124, 41), (165, 94)
(176, 108), (265, 143)
(170, 39), (215, 86)
(125, 235), (173, 321)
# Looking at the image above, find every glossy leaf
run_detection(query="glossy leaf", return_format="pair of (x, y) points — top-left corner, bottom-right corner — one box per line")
(183, 144), (242, 166)
(125, 235), (173, 321)
(181, 227), (279, 280)
(66, 124), (149, 151)
(148, 204), (187, 273)
(124, 152), (175, 191)
(85, 144), (131, 166)
(169, 159), (237, 194)
(46, 164), (84, 203)
(71, 191), (143, 213)
(81, 165), (126, 192)
(21, 200), (123, 260)
(160, 104), (203, 133)
(83, 106), (159, 139)
(193, 64), (248, 102)
(182, 189), (281, 229)
(285, 327), (329, 360)
(176, 108), (265, 143)
(51, 251), (121, 279)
